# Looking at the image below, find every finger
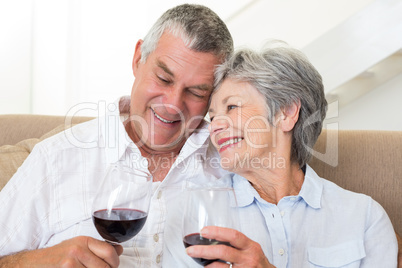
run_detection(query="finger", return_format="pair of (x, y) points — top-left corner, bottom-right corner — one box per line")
(59, 237), (112, 268)
(65, 242), (112, 268)
(186, 244), (239, 264)
(205, 261), (230, 268)
(201, 226), (251, 249)
(86, 237), (120, 268)
(112, 244), (124, 256)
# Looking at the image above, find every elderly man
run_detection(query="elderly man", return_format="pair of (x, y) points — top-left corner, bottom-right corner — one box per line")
(0, 4), (233, 267)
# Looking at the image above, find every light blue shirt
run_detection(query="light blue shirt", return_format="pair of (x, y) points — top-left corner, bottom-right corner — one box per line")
(163, 165), (398, 267)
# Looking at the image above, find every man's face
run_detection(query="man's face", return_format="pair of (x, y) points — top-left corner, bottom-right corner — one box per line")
(129, 32), (220, 152)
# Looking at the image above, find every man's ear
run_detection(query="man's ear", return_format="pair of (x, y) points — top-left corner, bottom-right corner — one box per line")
(279, 101), (301, 132)
(132, 39), (144, 77)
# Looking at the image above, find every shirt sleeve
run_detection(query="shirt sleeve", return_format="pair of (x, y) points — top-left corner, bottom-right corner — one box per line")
(0, 142), (53, 255)
(361, 198), (398, 267)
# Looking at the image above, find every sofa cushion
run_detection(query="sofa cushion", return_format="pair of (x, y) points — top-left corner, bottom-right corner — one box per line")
(0, 125), (66, 190)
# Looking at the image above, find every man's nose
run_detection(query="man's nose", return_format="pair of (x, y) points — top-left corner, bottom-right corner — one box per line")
(164, 90), (185, 114)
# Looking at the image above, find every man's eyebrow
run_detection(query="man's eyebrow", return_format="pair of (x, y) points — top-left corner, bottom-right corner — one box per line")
(157, 59), (213, 92)
(157, 60), (174, 77)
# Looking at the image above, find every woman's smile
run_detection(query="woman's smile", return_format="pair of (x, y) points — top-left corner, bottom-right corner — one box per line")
(217, 136), (244, 152)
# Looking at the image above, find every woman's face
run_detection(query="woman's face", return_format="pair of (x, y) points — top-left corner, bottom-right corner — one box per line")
(208, 79), (278, 173)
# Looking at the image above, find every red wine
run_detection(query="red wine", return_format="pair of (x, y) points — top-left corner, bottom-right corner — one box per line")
(93, 208), (147, 243)
(183, 233), (231, 266)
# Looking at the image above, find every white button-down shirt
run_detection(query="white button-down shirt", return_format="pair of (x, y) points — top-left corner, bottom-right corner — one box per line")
(163, 165), (398, 267)
(0, 101), (228, 267)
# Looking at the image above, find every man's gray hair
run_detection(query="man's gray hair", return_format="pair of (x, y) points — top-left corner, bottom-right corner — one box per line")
(214, 40), (328, 168)
(141, 4), (233, 63)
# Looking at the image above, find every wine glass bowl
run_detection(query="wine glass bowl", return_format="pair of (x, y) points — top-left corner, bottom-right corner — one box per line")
(182, 187), (238, 266)
(92, 163), (152, 244)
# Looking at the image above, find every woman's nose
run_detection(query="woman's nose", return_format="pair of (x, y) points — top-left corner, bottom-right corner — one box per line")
(208, 115), (230, 134)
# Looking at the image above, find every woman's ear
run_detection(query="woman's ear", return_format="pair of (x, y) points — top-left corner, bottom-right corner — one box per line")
(280, 101), (301, 132)
(132, 39), (144, 77)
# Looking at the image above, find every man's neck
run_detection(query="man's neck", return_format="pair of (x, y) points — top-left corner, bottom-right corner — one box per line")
(145, 152), (178, 182)
(124, 120), (185, 182)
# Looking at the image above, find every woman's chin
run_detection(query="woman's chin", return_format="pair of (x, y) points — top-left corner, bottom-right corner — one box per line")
(219, 158), (235, 172)
(219, 156), (244, 173)
(218, 152), (254, 175)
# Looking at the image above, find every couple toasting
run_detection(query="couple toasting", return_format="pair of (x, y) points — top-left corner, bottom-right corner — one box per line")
(0, 3), (397, 267)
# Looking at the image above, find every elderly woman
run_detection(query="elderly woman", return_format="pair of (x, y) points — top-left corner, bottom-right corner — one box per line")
(183, 42), (398, 267)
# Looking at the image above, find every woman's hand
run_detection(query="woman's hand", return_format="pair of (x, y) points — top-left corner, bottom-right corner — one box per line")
(185, 226), (275, 268)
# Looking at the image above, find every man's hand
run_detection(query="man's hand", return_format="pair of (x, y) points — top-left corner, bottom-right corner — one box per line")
(186, 226), (275, 268)
(0, 236), (123, 268)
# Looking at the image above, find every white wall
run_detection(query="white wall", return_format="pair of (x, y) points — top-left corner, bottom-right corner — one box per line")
(0, 0), (32, 113)
(338, 73), (402, 131)
(0, 0), (249, 116)
(226, 0), (375, 49)
(30, 0), (152, 116)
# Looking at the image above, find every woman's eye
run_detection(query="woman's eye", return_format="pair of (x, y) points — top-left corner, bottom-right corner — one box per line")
(227, 105), (237, 111)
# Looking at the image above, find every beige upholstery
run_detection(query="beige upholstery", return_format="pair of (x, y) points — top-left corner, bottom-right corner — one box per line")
(0, 115), (401, 264)
(0, 114), (93, 190)
(0, 114), (93, 146)
(310, 129), (402, 235)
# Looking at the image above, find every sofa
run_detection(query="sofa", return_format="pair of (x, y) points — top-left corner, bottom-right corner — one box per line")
(0, 114), (401, 265)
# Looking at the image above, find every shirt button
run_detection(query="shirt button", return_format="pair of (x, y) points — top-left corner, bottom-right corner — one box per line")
(156, 254), (161, 263)
(278, 249), (285, 256)
(157, 191), (162, 199)
(280, 211), (285, 217)
(153, 233), (159, 242)
(290, 197), (296, 201)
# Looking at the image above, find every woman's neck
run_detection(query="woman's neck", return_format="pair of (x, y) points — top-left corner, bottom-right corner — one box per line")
(239, 161), (305, 205)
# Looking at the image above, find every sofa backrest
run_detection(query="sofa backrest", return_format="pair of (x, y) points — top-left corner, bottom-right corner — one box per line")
(309, 129), (402, 235)
(0, 114), (93, 146)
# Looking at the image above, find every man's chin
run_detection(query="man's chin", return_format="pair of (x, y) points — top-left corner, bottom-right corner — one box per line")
(140, 137), (186, 152)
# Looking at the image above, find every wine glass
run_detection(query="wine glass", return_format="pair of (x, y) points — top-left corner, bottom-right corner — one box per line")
(92, 162), (152, 244)
(182, 187), (239, 266)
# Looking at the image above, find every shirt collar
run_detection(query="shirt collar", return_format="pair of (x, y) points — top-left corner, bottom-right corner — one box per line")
(232, 164), (323, 209)
(174, 120), (210, 164)
(99, 98), (132, 165)
(298, 164), (323, 209)
(232, 174), (258, 207)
